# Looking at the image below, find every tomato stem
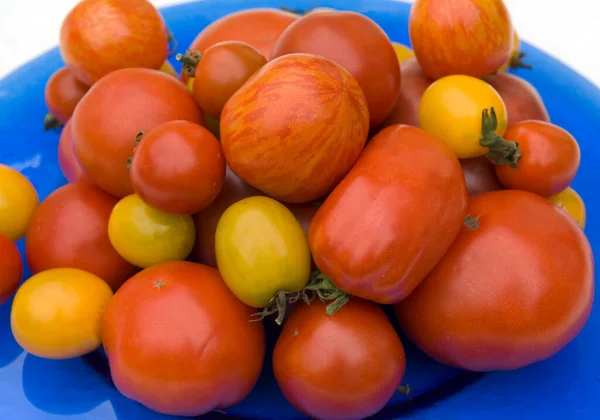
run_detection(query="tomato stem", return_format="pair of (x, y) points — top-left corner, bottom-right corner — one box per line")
(251, 289), (313, 325)
(304, 270), (351, 316)
(509, 51), (533, 71)
(480, 107), (522, 168)
(175, 50), (202, 77)
(43, 113), (63, 131)
(126, 132), (145, 170)
(463, 215), (480, 230)
(397, 384), (411, 395)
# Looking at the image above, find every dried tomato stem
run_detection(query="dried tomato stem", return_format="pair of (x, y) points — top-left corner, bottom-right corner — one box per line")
(509, 51), (533, 71)
(43, 113), (62, 131)
(175, 50), (202, 77)
(397, 384), (411, 395)
(480, 107), (522, 168)
(463, 215), (480, 230)
(304, 270), (351, 315)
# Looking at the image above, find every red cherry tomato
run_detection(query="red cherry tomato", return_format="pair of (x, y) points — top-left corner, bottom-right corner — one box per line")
(273, 299), (406, 420)
(0, 233), (22, 305)
(395, 190), (594, 371)
(129, 121), (225, 214)
(102, 261), (265, 416)
(495, 121), (580, 196)
(25, 183), (137, 291)
(59, 0), (168, 85)
(409, 0), (513, 79)
(460, 157), (503, 196)
(272, 11), (401, 127)
(72, 68), (203, 198)
(44, 67), (89, 129)
(57, 120), (91, 184)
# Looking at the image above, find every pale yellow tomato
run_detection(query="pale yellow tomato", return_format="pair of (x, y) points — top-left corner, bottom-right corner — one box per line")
(108, 194), (195, 268)
(159, 60), (178, 77)
(548, 187), (586, 229)
(419, 74), (508, 159)
(392, 42), (415, 63)
(11, 268), (113, 359)
(0, 164), (39, 241)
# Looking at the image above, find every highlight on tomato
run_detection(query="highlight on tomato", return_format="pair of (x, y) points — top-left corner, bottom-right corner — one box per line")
(0, 233), (22, 305)
(43, 67), (89, 130)
(548, 187), (586, 229)
(0, 164), (39, 242)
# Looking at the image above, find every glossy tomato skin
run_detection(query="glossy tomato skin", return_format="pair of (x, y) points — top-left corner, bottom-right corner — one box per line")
(273, 299), (406, 420)
(548, 187), (586, 229)
(0, 233), (22, 305)
(460, 156), (504, 196)
(102, 261), (265, 416)
(495, 121), (580, 196)
(193, 41), (267, 119)
(44, 67), (89, 124)
(57, 121), (91, 184)
(130, 121), (226, 214)
(72, 68), (203, 198)
(409, 0), (513, 79)
(0, 165), (39, 242)
(25, 184), (137, 291)
(272, 11), (400, 127)
(395, 190), (594, 371)
(221, 54), (369, 203)
(309, 125), (468, 304)
(59, 0), (168, 85)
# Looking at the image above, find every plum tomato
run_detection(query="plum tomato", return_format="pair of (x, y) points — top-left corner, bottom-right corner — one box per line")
(395, 190), (594, 371)
(43, 67), (89, 130)
(0, 233), (22, 305)
(57, 120), (91, 184)
(129, 121), (226, 214)
(409, 0), (513, 79)
(11, 268), (113, 359)
(273, 299), (407, 420)
(25, 184), (137, 291)
(495, 121), (580, 196)
(102, 261), (265, 417)
(309, 125), (467, 305)
(59, 0), (168, 85)
(392, 42), (415, 63)
(272, 11), (401, 127)
(460, 157), (504, 196)
(548, 187), (587, 229)
(72, 68), (203, 198)
(0, 164), (39, 242)
(108, 194), (195, 268)
(220, 54), (369, 203)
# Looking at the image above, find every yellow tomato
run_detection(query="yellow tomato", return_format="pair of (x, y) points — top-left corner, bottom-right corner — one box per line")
(11, 268), (113, 359)
(548, 187), (587, 229)
(108, 194), (195, 268)
(187, 77), (195, 92)
(0, 164), (39, 241)
(392, 42), (415, 63)
(499, 31), (521, 73)
(419, 74), (508, 159)
(159, 60), (178, 77)
(215, 196), (311, 310)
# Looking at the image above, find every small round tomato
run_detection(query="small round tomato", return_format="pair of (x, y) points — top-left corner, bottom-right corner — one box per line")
(44, 67), (89, 130)
(419, 74), (508, 159)
(57, 120), (91, 184)
(129, 121), (226, 214)
(0, 233), (22, 305)
(392, 42), (415, 63)
(102, 261), (265, 417)
(460, 157), (504, 196)
(60, 0), (168, 85)
(215, 196), (311, 316)
(273, 299), (407, 420)
(25, 184), (137, 291)
(108, 194), (195, 268)
(11, 268), (113, 359)
(395, 190), (594, 371)
(495, 121), (580, 196)
(548, 187), (586, 229)
(0, 164), (39, 242)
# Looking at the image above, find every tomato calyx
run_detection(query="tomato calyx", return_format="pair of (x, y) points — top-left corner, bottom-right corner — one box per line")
(251, 290), (312, 326)
(304, 270), (351, 316)
(480, 107), (522, 168)
(176, 50), (202, 77)
(126, 131), (145, 169)
(397, 384), (411, 395)
(509, 51), (533, 71)
(43, 113), (63, 131)
(463, 215), (480, 230)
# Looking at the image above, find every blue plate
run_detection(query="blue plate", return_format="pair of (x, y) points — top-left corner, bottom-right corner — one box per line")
(1, 0), (599, 419)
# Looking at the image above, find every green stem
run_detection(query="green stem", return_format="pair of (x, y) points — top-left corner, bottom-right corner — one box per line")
(509, 51), (533, 71)
(304, 270), (351, 316)
(175, 50), (202, 77)
(43, 113), (62, 131)
(397, 384), (411, 395)
(479, 107), (522, 168)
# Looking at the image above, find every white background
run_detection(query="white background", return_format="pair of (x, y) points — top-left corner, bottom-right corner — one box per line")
(0, 0), (599, 87)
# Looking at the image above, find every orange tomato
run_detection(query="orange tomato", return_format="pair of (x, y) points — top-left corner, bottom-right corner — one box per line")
(44, 67), (89, 129)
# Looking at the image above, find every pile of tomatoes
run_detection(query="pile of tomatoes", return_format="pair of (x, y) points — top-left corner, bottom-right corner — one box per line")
(0, 0), (595, 419)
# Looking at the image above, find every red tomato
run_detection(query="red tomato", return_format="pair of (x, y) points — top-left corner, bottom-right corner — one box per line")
(59, 0), (168, 85)
(72, 68), (203, 198)
(486, 72), (550, 125)
(395, 190), (594, 371)
(0, 233), (22, 305)
(273, 299), (406, 420)
(220, 54), (369, 203)
(102, 261), (265, 416)
(309, 125), (468, 304)
(272, 11), (401, 127)
(44, 67), (89, 129)
(409, 0), (513, 79)
(460, 157), (503, 196)
(495, 121), (580, 196)
(25, 183), (137, 291)
(57, 120), (91, 184)
(129, 121), (225, 214)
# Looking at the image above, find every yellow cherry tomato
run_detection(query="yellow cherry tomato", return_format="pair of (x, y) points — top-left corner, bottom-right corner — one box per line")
(392, 42), (415, 63)
(108, 194), (195, 268)
(159, 60), (178, 77)
(419, 74), (508, 159)
(0, 164), (39, 241)
(215, 196), (311, 310)
(548, 187), (587, 229)
(11, 268), (113, 359)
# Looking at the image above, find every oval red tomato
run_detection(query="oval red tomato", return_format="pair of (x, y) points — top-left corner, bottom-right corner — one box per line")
(25, 183), (137, 291)
(72, 68), (203, 198)
(395, 190), (594, 371)
(44, 67), (89, 128)
(309, 124), (468, 304)
(220, 53), (369, 203)
(102, 261), (265, 416)
(0, 233), (22, 305)
(460, 156), (503, 196)
(57, 120), (91, 184)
